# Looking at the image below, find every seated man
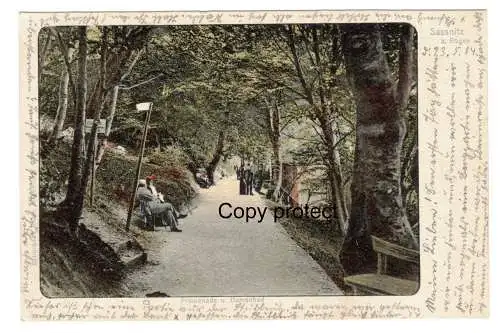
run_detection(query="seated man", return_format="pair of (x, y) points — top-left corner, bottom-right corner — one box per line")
(136, 179), (186, 232)
(145, 175), (164, 202)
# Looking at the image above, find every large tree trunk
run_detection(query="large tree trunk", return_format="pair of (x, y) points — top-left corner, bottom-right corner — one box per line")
(63, 26), (88, 234)
(48, 48), (74, 144)
(340, 24), (417, 276)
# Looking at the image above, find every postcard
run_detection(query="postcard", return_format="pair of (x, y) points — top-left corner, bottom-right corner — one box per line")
(20, 9), (488, 320)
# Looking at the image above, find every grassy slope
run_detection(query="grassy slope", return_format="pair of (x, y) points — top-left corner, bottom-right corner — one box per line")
(278, 215), (353, 295)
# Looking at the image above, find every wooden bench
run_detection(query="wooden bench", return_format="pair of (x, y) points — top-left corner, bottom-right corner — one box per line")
(344, 235), (420, 296)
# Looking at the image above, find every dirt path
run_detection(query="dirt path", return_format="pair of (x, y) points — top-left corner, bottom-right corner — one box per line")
(122, 178), (343, 296)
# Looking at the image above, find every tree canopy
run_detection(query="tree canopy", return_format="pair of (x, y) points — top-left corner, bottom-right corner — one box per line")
(39, 23), (418, 272)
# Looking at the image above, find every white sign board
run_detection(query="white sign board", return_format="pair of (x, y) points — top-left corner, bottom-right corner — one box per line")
(85, 119), (106, 134)
(136, 102), (152, 112)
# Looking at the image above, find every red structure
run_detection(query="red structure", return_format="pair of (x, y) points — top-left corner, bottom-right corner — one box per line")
(282, 163), (300, 207)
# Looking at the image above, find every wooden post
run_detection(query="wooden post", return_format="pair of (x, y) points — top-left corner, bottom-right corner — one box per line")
(126, 104), (153, 231)
(377, 253), (383, 275)
(90, 138), (97, 207)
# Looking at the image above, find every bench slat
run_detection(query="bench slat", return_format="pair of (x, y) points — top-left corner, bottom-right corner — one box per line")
(371, 236), (420, 264)
(345, 274), (419, 296)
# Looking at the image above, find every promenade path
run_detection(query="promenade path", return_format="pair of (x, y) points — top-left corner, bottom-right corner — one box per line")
(123, 178), (343, 297)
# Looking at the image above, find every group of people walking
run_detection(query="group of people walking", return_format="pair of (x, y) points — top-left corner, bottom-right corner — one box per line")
(236, 163), (256, 195)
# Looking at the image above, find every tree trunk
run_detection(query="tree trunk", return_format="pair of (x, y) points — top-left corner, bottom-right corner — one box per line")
(318, 114), (347, 235)
(397, 24), (415, 114)
(206, 109), (230, 184)
(48, 70), (70, 142)
(206, 130), (225, 184)
(398, 23), (418, 213)
(63, 26), (88, 234)
(271, 145), (282, 202)
(154, 131), (161, 151)
(340, 24), (417, 276)
(96, 85), (119, 166)
(39, 30), (52, 73)
(264, 97), (283, 201)
(401, 132), (418, 208)
(48, 48), (74, 144)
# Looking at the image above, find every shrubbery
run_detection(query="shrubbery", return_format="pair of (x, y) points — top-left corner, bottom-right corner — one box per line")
(40, 141), (198, 212)
(39, 142), (72, 208)
(147, 146), (189, 167)
(97, 149), (197, 209)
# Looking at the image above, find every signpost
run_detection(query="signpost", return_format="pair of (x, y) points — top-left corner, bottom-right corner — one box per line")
(86, 119), (106, 207)
(126, 102), (153, 231)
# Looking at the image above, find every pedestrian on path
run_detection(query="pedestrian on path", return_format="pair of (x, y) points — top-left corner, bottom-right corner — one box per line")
(239, 165), (246, 194)
(243, 163), (254, 195)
